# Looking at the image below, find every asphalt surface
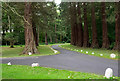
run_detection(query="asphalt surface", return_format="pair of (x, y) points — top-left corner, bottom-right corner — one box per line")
(1, 45), (119, 76)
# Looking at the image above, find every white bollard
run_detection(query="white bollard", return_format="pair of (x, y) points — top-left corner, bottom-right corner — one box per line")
(100, 54), (103, 56)
(86, 51), (88, 54)
(28, 52), (32, 55)
(92, 52), (94, 54)
(81, 50), (83, 52)
(54, 50), (58, 53)
(105, 68), (113, 79)
(110, 54), (116, 58)
(31, 63), (39, 67)
(7, 62), (11, 65)
(68, 76), (70, 78)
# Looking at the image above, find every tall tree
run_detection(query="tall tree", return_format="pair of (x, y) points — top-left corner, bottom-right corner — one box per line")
(101, 2), (109, 49)
(113, 2), (120, 51)
(70, 3), (74, 45)
(32, 21), (39, 46)
(74, 3), (78, 46)
(91, 3), (99, 48)
(45, 32), (48, 45)
(23, 2), (38, 54)
(70, 2), (77, 45)
(83, 3), (89, 47)
(55, 24), (57, 43)
(77, 3), (83, 47)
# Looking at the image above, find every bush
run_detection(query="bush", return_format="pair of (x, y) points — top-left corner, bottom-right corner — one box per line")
(4, 32), (18, 48)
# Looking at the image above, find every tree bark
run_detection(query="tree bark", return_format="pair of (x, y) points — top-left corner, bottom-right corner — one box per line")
(74, 3), (78, 46)
(50, 35), (52, 43)
(70, 2), (77, 45)
(45, 32), (48, 45)
(70, 3), (74, 45)
(23, 2), (38, 54)
(37, 25), (39, 46)
(101, 2), (109, 49)
(55, 24), (57, 43)
(77, 3), (83, 47)
(91, 3), (99, 48)
(113, 2), (120, 51)
(10, 41), (14, 48)
(32, 21), (39, 46)
(83, 3), (89, 47)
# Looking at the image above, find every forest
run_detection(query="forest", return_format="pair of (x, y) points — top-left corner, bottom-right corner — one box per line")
(1, 1), (120, 79)
(1, 2), (120, 54)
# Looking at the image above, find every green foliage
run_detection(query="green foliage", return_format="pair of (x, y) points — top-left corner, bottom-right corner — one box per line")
(4, 32), (18, 43)
(2, 2), (117, 49)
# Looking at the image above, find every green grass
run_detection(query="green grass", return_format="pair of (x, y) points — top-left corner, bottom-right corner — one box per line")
(2, 64), (112, 79)
(1, 45), (59, 58)
(59, 43), (119, 60)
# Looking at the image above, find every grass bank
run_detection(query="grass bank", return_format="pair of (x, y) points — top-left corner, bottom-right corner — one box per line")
(1, 45), (59, 58)
(59, 43), (119, 60)
(2, 64), (109, 79)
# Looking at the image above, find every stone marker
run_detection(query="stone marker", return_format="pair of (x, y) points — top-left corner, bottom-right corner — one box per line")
(81, 50), (83, 52)
(7, 62), (11, 65)
(105, 68), (113, 79)
(54, 50), (57, 53)
(31, 63), (39, 67)
(92, 52), (94, 54)
(28, 52), (32, 55)
(110, 54), (116, 58)
(86, 51), (88, 53)
(100, 54), (103, 56)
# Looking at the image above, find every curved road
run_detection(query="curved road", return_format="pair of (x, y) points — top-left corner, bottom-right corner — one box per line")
(1, 45), (119, 76)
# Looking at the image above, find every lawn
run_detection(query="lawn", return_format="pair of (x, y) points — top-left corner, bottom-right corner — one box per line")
(1, 45), (59, 58)
(1, 64), (112, 79)
(59, 43), (119, 60)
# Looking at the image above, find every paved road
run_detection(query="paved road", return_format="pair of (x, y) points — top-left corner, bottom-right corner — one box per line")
(1, 45), (119, 76)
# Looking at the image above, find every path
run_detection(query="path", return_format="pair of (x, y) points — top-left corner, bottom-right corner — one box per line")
(1, 45), (119, 76)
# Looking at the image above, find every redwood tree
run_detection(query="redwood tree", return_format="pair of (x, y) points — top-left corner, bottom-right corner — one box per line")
(91, 3), (99, 48)
(77, 3), (83, 47)
(23, 2), (38, 54)
(83, 3), (89, 47)
(113, 2), (120, 51)
(70, 3), (75, 45)
(74, 3), (78, 46)
(32, 21), (39, 46)
(101, 2), (109, 49)
(55, 24), (57, 43)
(45, 32), (48, 45)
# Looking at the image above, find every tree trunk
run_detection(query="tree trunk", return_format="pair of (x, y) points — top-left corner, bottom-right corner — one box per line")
(91, 3), (99, 48)
(60, 35), (62, 42)
(70, 2), (77, 45)
(83, 3), (89, 47)
(45, 32), (48, 45)
(10, 41), (14, 48)
(77, 3), (83, 47)
(32, 21), (39, 46)
(101, 2), (109, 49)
(74, 3), (78, 46)
(23, 2), (38, 54)
(37, 26), (39, 46)
(70, 3), (74, 45)
(50, 35), (52, 43)
(113, 2), (120, 51)
(55, 24), (57, 43)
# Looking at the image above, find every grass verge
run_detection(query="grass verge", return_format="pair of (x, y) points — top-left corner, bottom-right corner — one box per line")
(2, 64), (112, 79)
(1, 45), (60, 58)
(59, 43), (119, 60)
